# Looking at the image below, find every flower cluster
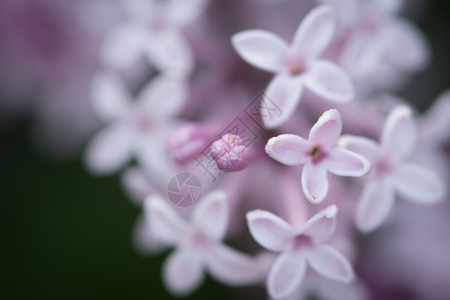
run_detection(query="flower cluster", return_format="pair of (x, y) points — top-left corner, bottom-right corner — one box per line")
(16, 0), (445, 299)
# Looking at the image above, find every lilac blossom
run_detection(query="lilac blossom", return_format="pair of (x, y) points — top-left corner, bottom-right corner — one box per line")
(100, 0), (207, 74)
(147, 191), (267, 296)
(247, 205), (354, 299)
(232, 5), (354, 128)
(266, 109), (370, 203)
(84, 71), (187, 174)
(340, 105), (446, 232)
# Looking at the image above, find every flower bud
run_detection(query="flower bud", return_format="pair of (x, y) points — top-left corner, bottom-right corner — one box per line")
(210, 134), (251, 172)
(167, 123), (210, 165)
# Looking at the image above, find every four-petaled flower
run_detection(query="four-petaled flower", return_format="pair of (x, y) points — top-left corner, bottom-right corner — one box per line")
(340, 105), (446, 232)
(84, 71), (187, 174)
(265, 109), (370, 203)
(247, 205), (354, 299)
(232, 5), (354, 128)
(147, 191), (266, 296)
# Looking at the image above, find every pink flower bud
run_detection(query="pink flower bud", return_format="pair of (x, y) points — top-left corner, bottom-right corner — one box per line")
(167, 123), (211, 165)
(210, 134), (251, 172)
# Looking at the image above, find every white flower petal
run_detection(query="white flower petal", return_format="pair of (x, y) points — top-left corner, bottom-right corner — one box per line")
(265, 134), (310, 166)
(263, 74), (303, 128)
(232, 30), (289, 72)
(420, 89), (450, 143)
(99, 24), (145, 69)
(246, 210), (295, 252)
(339, 135), (379, 164)
(207, 244), (263, 286)
(355, 181), (395, 233)
(306, 244), (354, 284)
(309, 109), (342, 148)
(145, 30), (194, 75)
(292, 5), (336, 61)
(84, 124), (133, 175)
(301, 163), (329, 204)
(327, 149), (371, 177)
(145, 195), (187, 245)
(137, 76), (188, 117)
(91, 71), (130, 122)
(192, 190), (229, 241)
(381, 105), (416, 161)
(268, 251), (307, 299)
(304, 60), (354, 103)
(300, 205), (337, 244)
(393, 163), (445, 205)
(163, 247), (204, 296)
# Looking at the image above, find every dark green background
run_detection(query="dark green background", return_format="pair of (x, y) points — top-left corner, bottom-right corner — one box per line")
(1, 1), (450, 299)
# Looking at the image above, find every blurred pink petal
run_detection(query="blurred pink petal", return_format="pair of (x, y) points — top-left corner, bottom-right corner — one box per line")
(268, 251), (307, 299)
(301, 163), (329, 203)
(300, 205), (337, 244)
(393, 163), (445, 205)
(192, 191), (229, 241)
(306, 244), (354, 283)
(303, 60), (354, 102)
(231, 30), (288, 72)
(246, 210), (295, 252)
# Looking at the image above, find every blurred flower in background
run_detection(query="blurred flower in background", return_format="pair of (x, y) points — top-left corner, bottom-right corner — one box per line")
(1, 0), (449, 299)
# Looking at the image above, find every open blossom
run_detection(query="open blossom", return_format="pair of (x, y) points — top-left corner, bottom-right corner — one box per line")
(266, 109), (370, 203)
(147, 191), (266, 296)
(84, 71), (187, 174)
(100, 0), (208, 74)
(340, 105), (446, 232)
(232, 5), (354, 128)
(247, 205), (354, 299)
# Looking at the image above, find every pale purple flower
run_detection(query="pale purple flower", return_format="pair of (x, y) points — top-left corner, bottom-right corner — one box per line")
(265, 109), (370, 203)
(210, 134), (251, 172)
(100, 0), (207, 74)
(340, 105), (446, 232)
(147, 191), (266, 296)
(84, 71), (187, 175)
(232, 5), (354, 128)
(247, 205), (354, 299)
(334, 0), (429, 92)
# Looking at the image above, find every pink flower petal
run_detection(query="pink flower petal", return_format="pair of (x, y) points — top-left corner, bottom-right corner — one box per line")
(99, 24), (145, 70)
(265, 134), (310, 166)
(375, 0), (404, 14)
(304, 60), (354, 103)
(306, 244), (354, 284)
(137, 76), (188, 117)
(355, 181), (395, 233)
(268, 251), (307, 299)
(393, 163), (445, 205)
(207, 244), (263, 286)
(300, 205), (337, 244)
(381, 106), (416, 161)
(292, 5), (336, 61)
(301, 163), (329, 204)
(246, 210), (295, 252)
(91, 71), (130, 122)
(84, 124), (133, 175)
(162, 247), (204, 296)
(339, 135), (379, 164)
(420, 90), (450, 143)
(309, 109), (342, 149)
(263, 74), (303, 128)
(326, 148), (371, 177)
(231, 30), (289, 73)
(145, 30), (194, 75)
(146, 195), (187, 245)
(192, 191), (229, 241)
